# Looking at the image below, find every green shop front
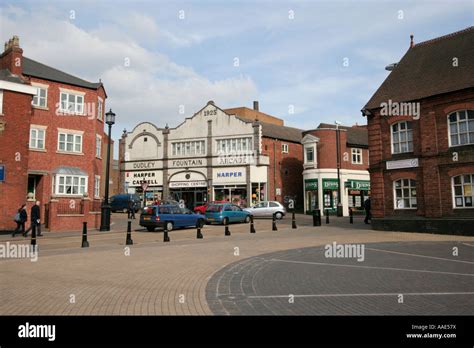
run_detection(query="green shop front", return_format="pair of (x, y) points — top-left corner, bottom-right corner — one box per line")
(322, 178), (340, 214)
(304, 179), (318, 214)
(345, 179), (370, 213)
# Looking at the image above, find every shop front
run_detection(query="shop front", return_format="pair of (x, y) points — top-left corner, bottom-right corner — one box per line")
(213, 167), (248, 207)
(168, 171), (208, 209)
(322, 178), (339, 214)
(345, 179), (370, 213)
(304, 179), (318, 214)
(124, 169), (163, 206)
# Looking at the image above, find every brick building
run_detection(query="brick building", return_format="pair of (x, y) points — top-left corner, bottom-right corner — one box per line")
(301, 123), (369, 216)
(361, 27), (474, 235)
(224, 102), (304, 209)
(0, 36), (109, 232)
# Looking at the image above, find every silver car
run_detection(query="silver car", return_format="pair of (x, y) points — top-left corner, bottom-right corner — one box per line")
(244, 201), (286, 219)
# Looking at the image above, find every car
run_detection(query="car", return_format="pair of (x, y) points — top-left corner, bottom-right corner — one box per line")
(110, 194), (141, 213)
(243, 201), (286, 219)
(193, 200), (226, 214)
(139, 204), (206, 232)
(205, 203), (251, 225)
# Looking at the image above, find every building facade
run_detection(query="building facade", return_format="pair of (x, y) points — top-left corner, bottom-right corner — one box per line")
(302, 123), (370, 216)
(0, 36), (108, 232)
(362, 27), (474, 235)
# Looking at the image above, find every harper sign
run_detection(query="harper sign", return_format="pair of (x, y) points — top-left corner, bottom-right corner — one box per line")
(125, 170), (162, 186)
(386, 158), (419, 170)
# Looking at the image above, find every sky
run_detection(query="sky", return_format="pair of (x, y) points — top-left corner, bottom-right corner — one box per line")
(1, 0), (473, 146)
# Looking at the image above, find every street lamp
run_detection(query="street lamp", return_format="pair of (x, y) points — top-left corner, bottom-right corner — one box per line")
(335, 121), (343, 217)
(100, 109), (116, 231)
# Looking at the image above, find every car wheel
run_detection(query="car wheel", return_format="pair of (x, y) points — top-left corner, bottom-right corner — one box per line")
(244, 215), (250, 223)
(165, 221), (174, 231)
(147, 226), (155, 232)
(275, 212), (283, 220)
(196, 219), (205, 228)
(223, 217), (229, 225)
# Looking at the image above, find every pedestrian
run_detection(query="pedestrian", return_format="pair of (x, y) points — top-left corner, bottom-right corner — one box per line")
(24, 201), (42, 237)
(128, 199), (136, 219)
(364, 197), (371, 224)
(12, 204), (27, 237)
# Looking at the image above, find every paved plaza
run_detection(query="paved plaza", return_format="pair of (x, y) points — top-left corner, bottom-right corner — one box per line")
(1, 214), (473, 315)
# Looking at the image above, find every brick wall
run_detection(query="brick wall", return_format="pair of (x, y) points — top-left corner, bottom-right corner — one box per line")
(261, 138), (303, 207)
(0, 90), (33, 230)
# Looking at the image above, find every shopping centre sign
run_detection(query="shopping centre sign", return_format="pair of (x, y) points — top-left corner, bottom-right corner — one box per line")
(169, 181), (207, 188)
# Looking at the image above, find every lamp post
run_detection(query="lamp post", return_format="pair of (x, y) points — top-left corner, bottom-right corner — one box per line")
(335, 121), (343, 217)
(100, 109), (116, 231)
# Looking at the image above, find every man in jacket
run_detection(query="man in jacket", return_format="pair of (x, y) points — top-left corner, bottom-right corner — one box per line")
(24, 201), (42, 237)
(364, 197), (371, 224)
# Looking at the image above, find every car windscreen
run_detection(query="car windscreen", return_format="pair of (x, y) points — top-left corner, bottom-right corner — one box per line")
(206, 204), (223, 212)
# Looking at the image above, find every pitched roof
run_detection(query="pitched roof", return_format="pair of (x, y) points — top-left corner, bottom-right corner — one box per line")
(364, 27), (474, 110)
(22, 57), (103, 90)
(305, 123), (368, 147)
(260, 121), (303, 143)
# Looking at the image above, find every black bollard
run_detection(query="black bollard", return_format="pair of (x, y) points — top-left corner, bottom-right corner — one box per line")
(349, 208), (353, 224)
(325, 209), (330, 224)
(292, 211), (297, 229)
(126, 220), (133, 245)
(250, 215), (256, 233)
(31, 222), (37, 252)
(272, 213), (278, 231)
(163, 228), (170, 242)
(81, 221), (89, 248)
(197, 226), (203, 239)
(312, 210), (317, 227)
(225, 219), (231, 236)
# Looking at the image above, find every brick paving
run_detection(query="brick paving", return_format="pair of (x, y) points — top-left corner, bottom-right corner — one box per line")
(1, 214), (473, 315)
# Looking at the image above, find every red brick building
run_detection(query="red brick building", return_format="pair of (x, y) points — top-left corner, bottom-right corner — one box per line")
(225, 102), (304, 209)
(302, 124), (369, 215)
(0, 36), (109, 232)
(362, 27), (474, 235)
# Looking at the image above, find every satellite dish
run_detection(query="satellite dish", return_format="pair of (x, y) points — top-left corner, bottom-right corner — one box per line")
(385, 63), (398, 71)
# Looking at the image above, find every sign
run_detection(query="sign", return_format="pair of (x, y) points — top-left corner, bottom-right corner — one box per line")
(216, 171), (243, 179)
(304, 179), (318, 190)
(131, 161), (158, 169)
(169, 181), (207, 188)
(0, 165), (4, 182)
(170, 159), (204, 168)
(125, 170), (162, 186)
(345, 180), (370, 190)
(213, 168), (246, 184)
(216, 155), (254, 165)
(322, 178), (339, 190)
(386, 158), (419, 170)
(276, 188), (281, 195)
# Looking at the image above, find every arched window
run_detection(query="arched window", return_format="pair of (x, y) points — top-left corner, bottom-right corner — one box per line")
(394, 179), (417, 209)
(448, 110), (474, 146)
(452, 174), (474, 208)
(391, 121), (413, 154)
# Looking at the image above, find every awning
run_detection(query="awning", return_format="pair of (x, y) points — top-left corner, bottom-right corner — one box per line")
(53, 166), (88, 176)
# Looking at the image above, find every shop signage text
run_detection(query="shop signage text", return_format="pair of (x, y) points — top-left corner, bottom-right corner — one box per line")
(217, 156), (253, 165)
(126, 171), (161, 186)
(322, 179), (339, 190)
(132, 161), (157, 169)
(169, 181), (207, 188)
(217, 171), (243, 178)
(386, 158), (419, 170)
(305, 179), (318, 190)
(171, 159), (204, 167)
(346, 180), (370, 190)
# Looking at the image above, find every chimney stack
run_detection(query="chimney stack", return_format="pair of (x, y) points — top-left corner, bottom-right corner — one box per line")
(1, 35), (23, 76)
(410, 34), (414, 48)
(253, 101), (259, 111)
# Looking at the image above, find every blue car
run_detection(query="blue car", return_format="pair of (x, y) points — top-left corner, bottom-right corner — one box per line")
(205, 203), (251, 225)
(140, 204), (206, 232)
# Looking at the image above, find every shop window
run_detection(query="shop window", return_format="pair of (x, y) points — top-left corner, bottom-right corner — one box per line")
(448, 110), (474, 146)
(394, 179), (417, 209)
(452, 174), (474, 208)
(391, 121), (413, 154)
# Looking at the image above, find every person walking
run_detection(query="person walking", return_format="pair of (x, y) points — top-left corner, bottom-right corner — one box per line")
(12, 204), (27, 237)
(364, 197), (371, 224)
(24, 201), (42, 237)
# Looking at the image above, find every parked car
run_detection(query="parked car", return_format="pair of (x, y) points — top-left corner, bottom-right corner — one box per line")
(139, 204), (206, 232)
(193, 200), (226, 214)
(243, 201), (286, 219)
(205, 203), (251, 225)
(110, 194), (141, 213)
